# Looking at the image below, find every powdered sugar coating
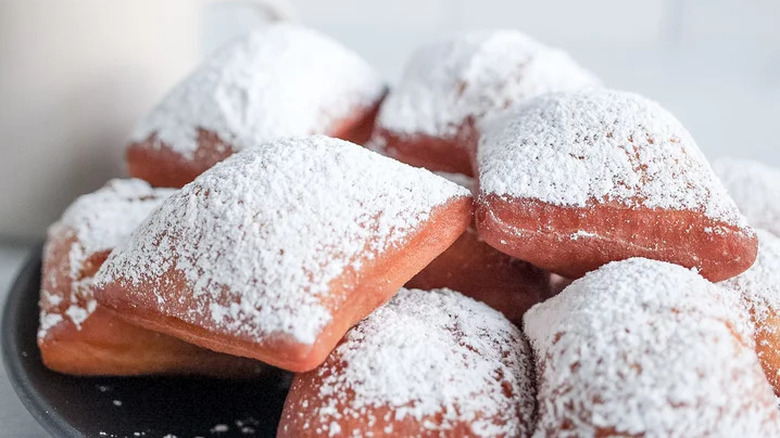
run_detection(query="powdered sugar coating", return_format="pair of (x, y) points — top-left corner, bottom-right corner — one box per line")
(376, 29), (599, 140)
(524, 257), (778, 437)
(288, 288), (535, 437)
(132, 23), (385, 158)
(39, 179), (175, 340)
(722, 229), (780, 361)
(714, 158), (780, 237)
(93, 136), (470, 345)
(478, 89), (749, 228)
(434, 171), (475, 194)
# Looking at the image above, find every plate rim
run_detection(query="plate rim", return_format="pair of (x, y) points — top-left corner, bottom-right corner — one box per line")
(2, 242), (81, 438)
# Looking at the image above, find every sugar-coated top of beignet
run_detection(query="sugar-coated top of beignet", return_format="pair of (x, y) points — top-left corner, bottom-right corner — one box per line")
(39, 179), (175, 340)
(132, 23), (385, 159)
(524, 258), (779, 437)
(374, 29), (598, 141)
(713, 158), (780, 237)
(478, 89), (750, 231)
(94, 136), (471, 346)
(280, 288), (536, 437)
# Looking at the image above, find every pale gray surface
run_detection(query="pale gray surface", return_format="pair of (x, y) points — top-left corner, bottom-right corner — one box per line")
(0, 244), (47, 437)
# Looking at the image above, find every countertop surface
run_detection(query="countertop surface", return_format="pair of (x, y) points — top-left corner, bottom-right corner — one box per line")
(0, 243), (47, 437)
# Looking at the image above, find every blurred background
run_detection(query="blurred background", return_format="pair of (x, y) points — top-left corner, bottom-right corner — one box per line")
(1, 0), (778, 239)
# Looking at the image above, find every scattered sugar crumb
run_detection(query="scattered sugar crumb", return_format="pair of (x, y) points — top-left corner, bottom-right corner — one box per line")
(570, 230), (597, 241)
(210, 424), (230, 433)
(328, 421), (341, 437)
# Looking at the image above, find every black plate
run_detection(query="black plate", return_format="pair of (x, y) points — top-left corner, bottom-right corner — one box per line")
(2, 244), (291, 438)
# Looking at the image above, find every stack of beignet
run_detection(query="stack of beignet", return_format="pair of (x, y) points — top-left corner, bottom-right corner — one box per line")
(39, 179), (263, 376)
(37, 22), (780, 437)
